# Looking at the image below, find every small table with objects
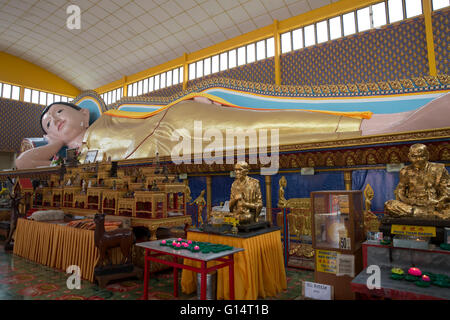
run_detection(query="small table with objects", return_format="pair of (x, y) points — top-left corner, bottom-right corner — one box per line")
(136, 238), (244, 300)
(181, 227), (287, 300)
(351, 241), (450, 300)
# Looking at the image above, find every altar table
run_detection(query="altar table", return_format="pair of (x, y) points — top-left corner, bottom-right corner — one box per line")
(180, 227), (287, 300)
(13, 218), (119, 282)
(137, 239), (244, 300)
(351, 241), (450, 300)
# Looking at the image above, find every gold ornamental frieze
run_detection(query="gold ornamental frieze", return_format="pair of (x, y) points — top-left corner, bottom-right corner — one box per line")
(117, 138), (450, 175)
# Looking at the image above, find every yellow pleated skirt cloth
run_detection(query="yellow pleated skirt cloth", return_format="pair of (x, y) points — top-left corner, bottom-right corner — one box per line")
(13, 218), (121, 282)
(180, 229), (287, 300)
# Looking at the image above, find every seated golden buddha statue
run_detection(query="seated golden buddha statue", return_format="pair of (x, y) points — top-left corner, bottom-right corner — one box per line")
(229, 161), (263, 224)
(384, 144), (450, 220)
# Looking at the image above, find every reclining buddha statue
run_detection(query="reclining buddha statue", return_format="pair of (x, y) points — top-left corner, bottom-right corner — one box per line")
(15, 92), (450, 170)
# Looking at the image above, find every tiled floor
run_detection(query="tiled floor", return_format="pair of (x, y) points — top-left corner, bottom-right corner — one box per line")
(0, 245), (313, 300)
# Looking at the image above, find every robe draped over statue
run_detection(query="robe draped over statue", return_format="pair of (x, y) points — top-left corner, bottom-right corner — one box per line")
(79, 100), (364, 162)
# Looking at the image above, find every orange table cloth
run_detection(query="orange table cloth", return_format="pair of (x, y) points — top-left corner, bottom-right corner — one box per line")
(180, 229), (287, 300)
(13, 218), (117, 282)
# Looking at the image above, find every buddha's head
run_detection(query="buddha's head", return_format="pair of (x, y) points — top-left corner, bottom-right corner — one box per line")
(234, 161), (249, 181)
(40, 102), (90, 145)
(408, 144), (429, 169)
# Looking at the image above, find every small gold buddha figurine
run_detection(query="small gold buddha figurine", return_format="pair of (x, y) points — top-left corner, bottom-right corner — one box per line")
(363, 184), (380, 233)
(384, 144), (450, 220)
(154, 152), (160, 174)
(278, 176), (288, 208)
(229, 161), (263, 224)
(191, 190), (206, 226)
(81, 179), (86, 194)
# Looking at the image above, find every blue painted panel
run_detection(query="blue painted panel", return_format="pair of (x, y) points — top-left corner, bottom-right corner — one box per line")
(352, 169), (399, 212)
(211, 175), (234, 206)
(188, 176), (206, 202)
(271, 171), (345, 209)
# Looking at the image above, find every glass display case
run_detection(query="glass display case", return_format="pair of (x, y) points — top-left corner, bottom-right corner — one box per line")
(311, 190), (364, 253)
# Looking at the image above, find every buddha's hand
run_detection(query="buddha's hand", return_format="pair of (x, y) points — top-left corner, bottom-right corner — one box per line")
(396, 192), (410, 205)
(44, 134), (66, 148)
(241, 201), (254, 209)
(233, 194), (242, 201)
(430, 198), (447, 211)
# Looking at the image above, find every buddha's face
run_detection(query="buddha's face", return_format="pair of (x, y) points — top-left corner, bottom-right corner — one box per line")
(41, 104), (89, 144)
(408, 146), (428, 169)
(235, 164), (248, 181)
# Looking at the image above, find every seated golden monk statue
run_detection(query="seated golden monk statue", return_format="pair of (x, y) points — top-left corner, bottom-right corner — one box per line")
(229, 161), (263, 224)
(384, 144), (450, 220)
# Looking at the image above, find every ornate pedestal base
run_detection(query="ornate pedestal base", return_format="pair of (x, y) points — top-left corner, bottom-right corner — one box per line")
(237, 221), (270, 233)
(380, 217), (450, 245)
(200, 223), (233, 234)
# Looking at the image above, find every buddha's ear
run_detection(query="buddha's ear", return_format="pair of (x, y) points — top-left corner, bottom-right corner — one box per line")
(80, 108), (90, 127)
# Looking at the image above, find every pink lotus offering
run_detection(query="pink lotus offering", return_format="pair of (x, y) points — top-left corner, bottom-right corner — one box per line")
(177, 238), (182, 242)
(408, 267), (422, 277)
(161, 240), (166, 244)
(183, 243), (189, 247)
(176, 243), (181, 248)
(422, 275), (430, 282)
(187, 240), (192, 244)
(194, 246), (200, 251)
(172, 241), (177, 246)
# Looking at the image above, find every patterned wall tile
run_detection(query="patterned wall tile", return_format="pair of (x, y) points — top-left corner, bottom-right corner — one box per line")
(0, 98), (44, 152)
(281, 15), (429, 86)
(188, 58), (275, 88)
(432, 8), (449, 75)
(141, 83), (183, 99)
